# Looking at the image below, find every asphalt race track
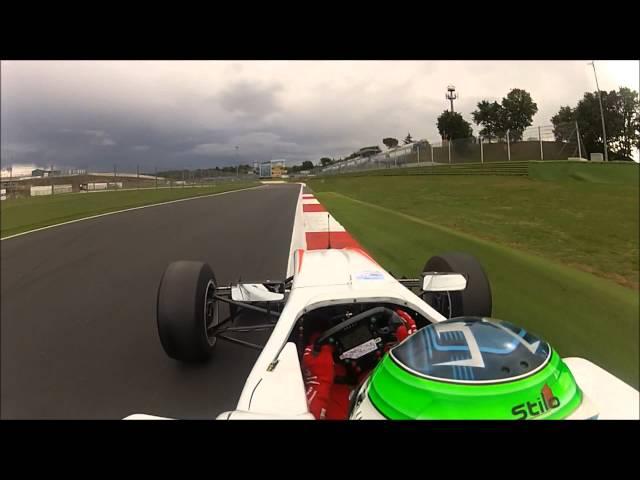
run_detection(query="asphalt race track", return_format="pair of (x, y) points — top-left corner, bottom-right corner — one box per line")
(1, 184), (301, 419)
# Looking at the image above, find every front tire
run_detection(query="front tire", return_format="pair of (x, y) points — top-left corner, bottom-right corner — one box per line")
(423, 252), (492, 318)
(157, 261), (219, 362)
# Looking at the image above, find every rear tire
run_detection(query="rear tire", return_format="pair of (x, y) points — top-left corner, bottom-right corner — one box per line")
(423, 252), (492, 318)
(157, 261), (219, 363)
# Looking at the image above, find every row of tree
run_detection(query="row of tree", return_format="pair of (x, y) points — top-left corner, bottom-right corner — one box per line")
(375, 87), (638, 161)
(307, 86), (638, 168)
(551, 87), (639, 161)
(433, 88), (539, 143)
(287, 160), (315, 173)
(382, 133), (415, 149)
(156, 164), (256, 179)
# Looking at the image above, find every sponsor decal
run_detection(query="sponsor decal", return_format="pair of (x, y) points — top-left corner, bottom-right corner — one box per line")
(354, 271), (385, 281)
(511, 384), (561, 419)
(339, 338), (380, 360)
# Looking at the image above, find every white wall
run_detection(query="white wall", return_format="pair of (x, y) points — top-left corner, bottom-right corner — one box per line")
(31, 185), (52, 196)
(53, 184), (72, 194)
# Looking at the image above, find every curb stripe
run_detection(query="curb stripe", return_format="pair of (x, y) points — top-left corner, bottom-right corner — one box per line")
(303, 204), (327, 213)
(301, 193), (364, 252)
(305, 231), (363, 250)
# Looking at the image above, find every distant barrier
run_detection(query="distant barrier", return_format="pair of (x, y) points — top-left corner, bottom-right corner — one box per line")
(53, 184), (73, 194)
(321, 161), (530, 178)
(30, 185), (73, 196)
(85, 182), (122, 191)
(31, 186), (53, 196)
(87, 182), (108, 191)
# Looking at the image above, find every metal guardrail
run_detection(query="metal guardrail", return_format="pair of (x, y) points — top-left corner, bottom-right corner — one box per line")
(320, 161), (530, 178)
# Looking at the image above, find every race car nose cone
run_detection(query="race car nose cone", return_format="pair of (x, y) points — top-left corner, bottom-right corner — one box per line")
(362, 317), (583, 420)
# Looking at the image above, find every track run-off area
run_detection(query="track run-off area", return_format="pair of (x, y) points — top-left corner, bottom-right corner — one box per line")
(1, 184), (300, 419)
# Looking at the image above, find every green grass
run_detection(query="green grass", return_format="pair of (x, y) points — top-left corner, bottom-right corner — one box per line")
(529, 160), (640, 184)
(307, 176), (639, 388)
(0, 183), (260, 238)
(309, 174), (639, 289)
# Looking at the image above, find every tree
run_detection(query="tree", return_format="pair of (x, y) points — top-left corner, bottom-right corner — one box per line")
(382, 137), (399, 149)
(320, 157), (333, 167)
(472, 89), (538, 142)
(288, 160), (316, 173)
(471, 100), (505, 142)
(551, 106), (576, 142)
(437, 111), (473, 141)
(614, 87), (640, 161)
(553, 88), (639, 161)
(500, 88), (538, 141)
(471, 100), (502, 143)
(403, 133), (413, 144)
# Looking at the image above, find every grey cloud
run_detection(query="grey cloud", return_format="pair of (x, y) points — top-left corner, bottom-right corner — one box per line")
(2, 61), (638, 172)
(217, 81), (283, 118)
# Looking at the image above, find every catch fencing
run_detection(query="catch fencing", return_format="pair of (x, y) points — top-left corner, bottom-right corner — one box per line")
(320, 123), (588, 176)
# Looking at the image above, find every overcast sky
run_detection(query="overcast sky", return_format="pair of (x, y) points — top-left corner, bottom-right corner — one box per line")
(1, 60), (638, 174)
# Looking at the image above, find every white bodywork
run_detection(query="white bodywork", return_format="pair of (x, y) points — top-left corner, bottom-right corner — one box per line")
(563, 358), (639, 419)
(422, 273), (467, 292)
(231, 283), (285, 302)
(226, 248), (449, 419)
(216, 248), (639, 420)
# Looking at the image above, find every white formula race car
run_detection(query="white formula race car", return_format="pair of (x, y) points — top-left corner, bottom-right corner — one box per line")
(129, 247), (639, 420)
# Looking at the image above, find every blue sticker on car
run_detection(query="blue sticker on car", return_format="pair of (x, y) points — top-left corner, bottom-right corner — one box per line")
(355, 271), (385, 281)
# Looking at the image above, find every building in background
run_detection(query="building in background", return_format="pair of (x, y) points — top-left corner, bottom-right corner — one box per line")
(271, 159), (286, 178)
(32, 169), (60, 177)
(259, 159), (286, 178)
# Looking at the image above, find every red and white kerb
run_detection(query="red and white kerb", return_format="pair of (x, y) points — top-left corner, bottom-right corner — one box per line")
(302, 194), (363, 250)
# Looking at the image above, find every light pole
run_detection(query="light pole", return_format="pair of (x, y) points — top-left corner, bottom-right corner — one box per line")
(446, 85), (457, 113)
(589, 61), (609, 162)
(235, 146), (239, 177)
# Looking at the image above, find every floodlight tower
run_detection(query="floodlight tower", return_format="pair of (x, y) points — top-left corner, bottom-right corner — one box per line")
(446, 85), (458, 112)
(588, 61), (608, 162)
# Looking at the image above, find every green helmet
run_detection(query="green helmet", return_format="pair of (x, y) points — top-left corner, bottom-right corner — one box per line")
(350, 317), (584, 420)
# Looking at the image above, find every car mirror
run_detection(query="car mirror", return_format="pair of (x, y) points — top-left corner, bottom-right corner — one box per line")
(231, 283), (285, 302)
(422, 273), (467, 292)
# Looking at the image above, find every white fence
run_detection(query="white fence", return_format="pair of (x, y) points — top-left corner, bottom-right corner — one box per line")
(30, 185), (73, 196)
(31, 186), (53, 196)
(1, 188), (5, 201)
(53, 184), (73, 194)
(88, 172), (157, 180)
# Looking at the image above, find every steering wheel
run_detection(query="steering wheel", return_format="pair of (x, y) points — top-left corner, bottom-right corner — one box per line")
(313, 307), (404, 367)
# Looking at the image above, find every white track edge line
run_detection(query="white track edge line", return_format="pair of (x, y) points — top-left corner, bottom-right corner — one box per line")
(285, 183), (306, 278)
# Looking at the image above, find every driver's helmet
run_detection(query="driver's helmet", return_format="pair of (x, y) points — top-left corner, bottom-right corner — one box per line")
(349, 317), (593, 420)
